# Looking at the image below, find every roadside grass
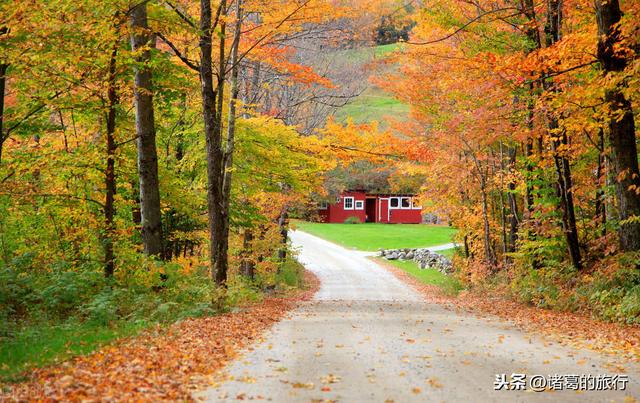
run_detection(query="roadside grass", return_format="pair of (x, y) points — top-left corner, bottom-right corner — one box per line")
(0, 257), (308, 384)
(0, 320), (145, 383)
(438, 248), (456, 258)
(293, 221), (456, 251)
(276, 258), (306, 289)
(378, 258), (463, 296)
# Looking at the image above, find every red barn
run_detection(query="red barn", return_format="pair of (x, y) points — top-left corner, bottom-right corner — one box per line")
(318, 190), (423, 224)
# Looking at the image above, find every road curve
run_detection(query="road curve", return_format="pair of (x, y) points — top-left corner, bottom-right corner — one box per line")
(197, 230), (639, 402)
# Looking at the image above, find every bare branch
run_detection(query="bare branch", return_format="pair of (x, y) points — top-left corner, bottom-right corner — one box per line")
(156, 32), (200, 71)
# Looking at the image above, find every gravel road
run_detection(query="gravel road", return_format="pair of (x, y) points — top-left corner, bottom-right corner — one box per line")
(197, 230), (639, 402)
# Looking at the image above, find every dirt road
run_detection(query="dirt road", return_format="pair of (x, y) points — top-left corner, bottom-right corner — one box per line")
(198, 231), (639, 402)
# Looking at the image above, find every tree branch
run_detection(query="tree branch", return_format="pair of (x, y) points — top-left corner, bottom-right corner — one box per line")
(406, 7), (520, 46)
(4, 90), (64, 138)
(155, 32), (200, 71)
(164, 0), (197, 29)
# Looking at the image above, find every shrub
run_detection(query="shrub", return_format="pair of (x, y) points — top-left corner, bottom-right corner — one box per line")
(39, 269), (104, 319)
(0, 266), (36, 324)
(81, 287), (124, 326)
(344, 216), (361, 224)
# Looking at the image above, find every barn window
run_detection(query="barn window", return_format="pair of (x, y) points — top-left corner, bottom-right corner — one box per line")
(401, 197), (411, 209)
(355, 200), (364, 210)
(344, 197), (354, 209)
(390, 197), (399, 208)
(319, 201), (328, 210)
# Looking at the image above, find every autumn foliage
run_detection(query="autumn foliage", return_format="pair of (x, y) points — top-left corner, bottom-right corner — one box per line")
(378, 0), (640, 323)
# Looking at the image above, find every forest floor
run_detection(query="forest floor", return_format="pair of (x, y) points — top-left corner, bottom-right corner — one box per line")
(199, 231), (639, 402)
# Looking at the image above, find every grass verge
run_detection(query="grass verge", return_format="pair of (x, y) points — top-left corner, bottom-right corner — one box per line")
(0, 257), (309, 385)
(375, 257), (462, 296)
(437, 248), (456, 258)
(2, 269), (320, 401)
(0, 320), (145, 383)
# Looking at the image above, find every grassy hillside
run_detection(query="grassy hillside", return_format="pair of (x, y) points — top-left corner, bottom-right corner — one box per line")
(335, 87), (409, 124)
(332, 44), (409, 125)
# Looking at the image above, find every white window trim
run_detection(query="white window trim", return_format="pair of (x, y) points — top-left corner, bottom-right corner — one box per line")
(401, 197), (411, 209)
(355, 200), (364, 210)
(344, 196), (354, 210)
(389, 196), (421, 210)
(319, 201), (328, 210)
(389, 197), (400, 209)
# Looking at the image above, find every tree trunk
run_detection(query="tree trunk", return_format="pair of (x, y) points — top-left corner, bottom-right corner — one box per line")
(0, 26), (7, 165)
(199, 0), (227, 284)
(104, 45), (118, 278)
(595, 0), (640, 251)
(463, 234), (470, 258)
(211, 0), (229, 284)
(0, 62), (7, 165)
(130, 3), (163, 258)
(519, 0), (541, 212)
(519, 0), (541, 270)
(480, 177), (495, 266)
(507, 146), (519, 253)
(594, 126), (607, 233)
(218, 0), (243, 284)
(240, 228), (254, 278)
(551, 127), (582, 269)
(277, 207), (288, 262)
(543, 0), (582, 269)
(498, 145), (508, 263)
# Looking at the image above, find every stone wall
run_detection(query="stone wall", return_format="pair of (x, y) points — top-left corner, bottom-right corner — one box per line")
(379, 248), (453, 274)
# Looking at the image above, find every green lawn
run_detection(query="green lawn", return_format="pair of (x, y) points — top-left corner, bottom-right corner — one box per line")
(294, 221), (456, 251)
(0, 320), (145, 382)
(379, 258), (462, 296)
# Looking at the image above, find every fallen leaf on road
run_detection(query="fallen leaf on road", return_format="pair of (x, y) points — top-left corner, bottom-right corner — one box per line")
(239, 376), (256, 383)
(320, 374), (341, 384)
(427, 377), (443, 389)
(292, 382), (315, 390)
